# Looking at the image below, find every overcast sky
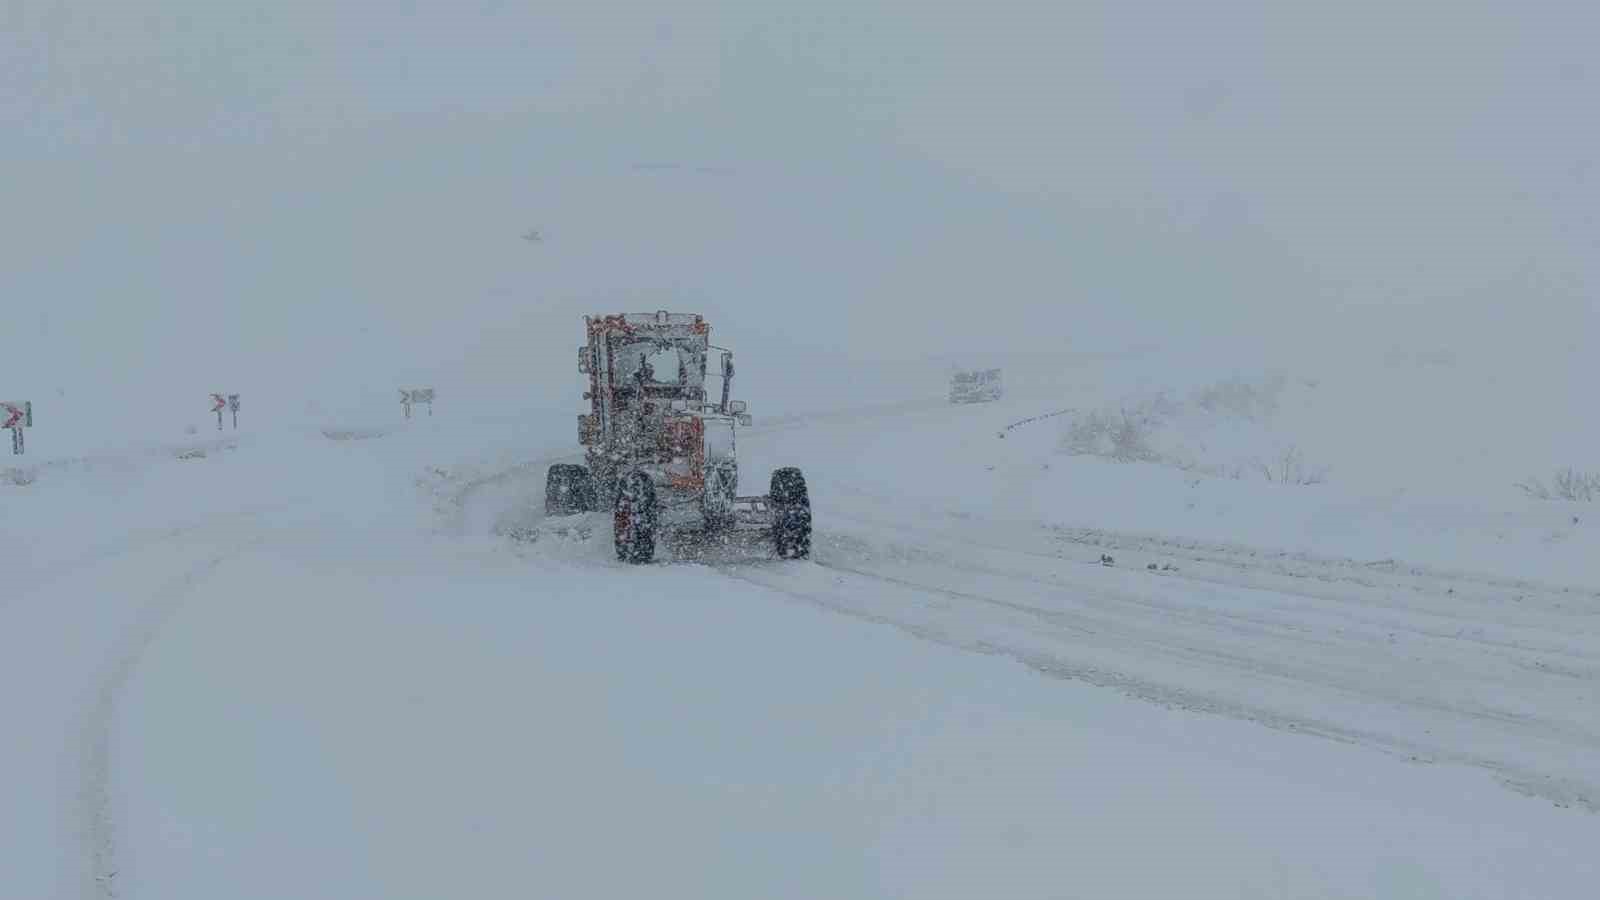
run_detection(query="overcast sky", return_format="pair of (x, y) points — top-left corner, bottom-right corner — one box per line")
(3, 1), (1595, 417)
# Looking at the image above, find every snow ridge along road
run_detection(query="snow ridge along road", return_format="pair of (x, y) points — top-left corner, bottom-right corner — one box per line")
(726, 394), (1600, 811)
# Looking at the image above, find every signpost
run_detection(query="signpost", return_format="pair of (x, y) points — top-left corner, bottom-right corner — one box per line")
(208, 393), (241, 430)
(2, 401), (31, 455)
(400, 388), (435, 419)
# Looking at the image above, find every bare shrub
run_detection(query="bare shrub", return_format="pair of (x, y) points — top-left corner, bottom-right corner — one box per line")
(1062, 408), (1159, 462)
(1138, 389), (1184, 423)
(1192, 373), (1286, 422)
(1110, 410), (1158, 461)
(1059, 384), (1319, 485)
(1516, 468), (1600, 502)
(1253, 445), (1328, 485)
(1061, 410), (1113, 456)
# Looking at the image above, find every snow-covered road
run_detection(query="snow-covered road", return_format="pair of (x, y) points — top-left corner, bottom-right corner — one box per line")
(729, 405), (1600, 811)
(733, 508), (1600, 809)
(5, 394), (1599, 898)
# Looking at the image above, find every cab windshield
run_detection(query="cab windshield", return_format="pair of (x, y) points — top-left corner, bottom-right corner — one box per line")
(613, 338), (705, 393)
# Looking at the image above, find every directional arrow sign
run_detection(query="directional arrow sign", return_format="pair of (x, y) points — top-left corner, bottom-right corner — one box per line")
(2, 402), (25, 454)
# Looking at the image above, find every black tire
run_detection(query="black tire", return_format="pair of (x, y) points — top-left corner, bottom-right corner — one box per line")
(545, 464), (598, 516)
(770, 467), (812, 560)
(571, 467), (598, 511)
(613, 471), (658, 563)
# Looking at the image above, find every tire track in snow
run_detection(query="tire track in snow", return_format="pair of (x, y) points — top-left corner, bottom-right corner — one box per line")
(426, 452), (572, 537)
(823, 484), (1600, 659)
(820, 502), (1600, 668)
(709, 468), (1600, 810)
(821, 552), (1600, 747)
(9, 503), (291, 616)
(1049, 525), (1600, 614)
(721, 557), (1600, 812)
(79, 537), (258, 899)
(717, 562), (1431, 752)
(829, 480), (1600, 613)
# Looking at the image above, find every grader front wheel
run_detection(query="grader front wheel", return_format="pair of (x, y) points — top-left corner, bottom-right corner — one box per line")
(613, 472), (659, 564)
(770, 467), (812, 560)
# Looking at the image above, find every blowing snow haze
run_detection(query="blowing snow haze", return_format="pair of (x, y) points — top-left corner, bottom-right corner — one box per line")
(4, 1), (1596, 423)
(10, 5), (1600, 899)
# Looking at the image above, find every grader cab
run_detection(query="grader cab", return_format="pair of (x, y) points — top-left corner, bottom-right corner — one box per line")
(544, 311), (812, 563)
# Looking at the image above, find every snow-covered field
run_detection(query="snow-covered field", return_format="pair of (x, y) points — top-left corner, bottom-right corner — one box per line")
(4, 348), (1598, 899)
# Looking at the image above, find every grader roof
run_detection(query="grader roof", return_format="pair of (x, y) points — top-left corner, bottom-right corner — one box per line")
(587, 312), (711, 337)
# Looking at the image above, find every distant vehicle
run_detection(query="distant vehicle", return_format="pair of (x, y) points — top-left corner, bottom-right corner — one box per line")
(545, 311), (812, 563)
(949, 368), (1004, 404)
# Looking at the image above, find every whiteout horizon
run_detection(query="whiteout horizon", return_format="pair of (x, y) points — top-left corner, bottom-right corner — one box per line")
(545, 311), (812, 563)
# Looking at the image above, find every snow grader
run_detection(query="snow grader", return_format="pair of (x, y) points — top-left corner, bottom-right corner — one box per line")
(544, 311), (812, 564)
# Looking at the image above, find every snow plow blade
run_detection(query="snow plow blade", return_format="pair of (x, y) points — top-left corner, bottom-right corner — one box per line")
(732, 495), (776, 527)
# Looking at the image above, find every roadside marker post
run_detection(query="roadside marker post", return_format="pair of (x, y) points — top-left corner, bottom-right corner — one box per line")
(2, 401), (30, 455)
(400, 388), (434, 419)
